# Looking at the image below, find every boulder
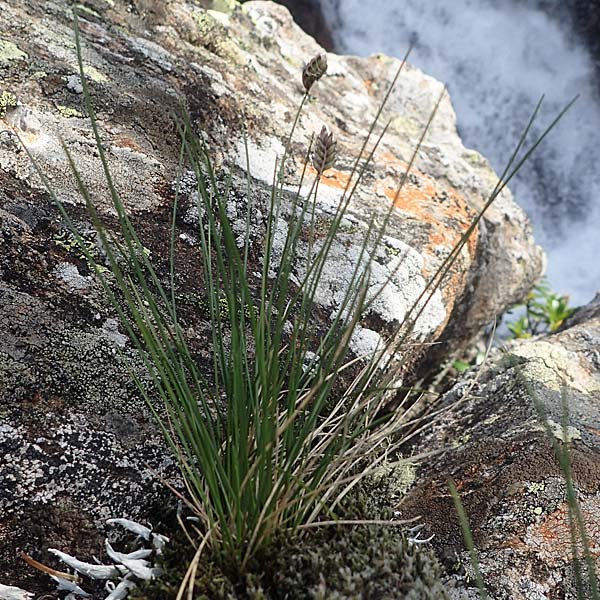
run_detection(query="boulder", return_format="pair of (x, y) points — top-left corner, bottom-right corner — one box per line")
(399, 296), (600, 599)
(0, 0), (544, 593)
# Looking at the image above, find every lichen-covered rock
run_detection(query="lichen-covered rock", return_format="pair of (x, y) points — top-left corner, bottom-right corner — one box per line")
(399, 297), (600, 599)
(0, 0), (542, 353)
(0, 0), (546, 594)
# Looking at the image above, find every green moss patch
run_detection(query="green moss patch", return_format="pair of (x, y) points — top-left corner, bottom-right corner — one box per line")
(133, 466), (446, 599)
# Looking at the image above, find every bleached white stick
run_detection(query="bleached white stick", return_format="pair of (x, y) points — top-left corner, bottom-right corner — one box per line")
(48, 549), (123, 580)
(0, 583), (34, 600)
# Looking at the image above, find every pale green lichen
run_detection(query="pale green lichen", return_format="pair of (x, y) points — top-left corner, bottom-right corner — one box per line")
(211, 0), (239, 13)
(462, 149), (487, 167)
(82, 64), (108, 83)
(452, 432), (471, 448)
(56, 104), (84, 119)
(54, 231), (91, 256)
(509, 341), (600, 394)
(547, 419), (581, 443)
(0, 90), (17, 118)
(64, 63), (107, 83)
(193, 10), (214, 33)
(526, 482), (545, 495)
(0, 39), (27, 65)
(1, 324), (148, 415)
(75, 3), (101, 18)
(192, 9), (247, 65)
(483, 414), (501, 426)
(367, 461), (416, 498)
(385, 244), (402, 257)
(340, 220), (359, 234)
(389, 115), (423, 138)
(53, 231), (107, 272)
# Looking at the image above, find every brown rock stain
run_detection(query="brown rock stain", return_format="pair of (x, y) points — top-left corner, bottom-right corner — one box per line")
(114, 135), (146, 154)
(363, 79), (376, 96)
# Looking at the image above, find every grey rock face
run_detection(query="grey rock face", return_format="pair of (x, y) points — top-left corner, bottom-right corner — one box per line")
(400, 302), (600, 599)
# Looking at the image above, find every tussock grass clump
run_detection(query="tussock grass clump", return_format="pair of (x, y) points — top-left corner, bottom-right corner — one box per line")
(20, 10), (577, 597)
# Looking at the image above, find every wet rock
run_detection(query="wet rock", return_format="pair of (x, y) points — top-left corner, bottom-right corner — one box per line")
(399, 301), (600, 599)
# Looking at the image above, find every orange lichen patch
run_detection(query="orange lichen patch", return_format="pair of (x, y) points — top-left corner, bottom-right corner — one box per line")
(379, 166), (478, 318)
(301, 152), (479, 318)
(377, 175), (477, 256)
(304, 164), (352, 190)
(363, 79), (376, 96)
(376, 151), (478, 252)
(113, 135), (146, 154)
(526, 498), (600, 567)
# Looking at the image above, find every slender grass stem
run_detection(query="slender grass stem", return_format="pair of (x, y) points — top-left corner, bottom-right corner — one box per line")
(448, 479), (488, 599)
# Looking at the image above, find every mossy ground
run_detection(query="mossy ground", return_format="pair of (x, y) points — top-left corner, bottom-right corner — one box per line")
(132, 469), (448, 599)
(133, 523), (448, 599)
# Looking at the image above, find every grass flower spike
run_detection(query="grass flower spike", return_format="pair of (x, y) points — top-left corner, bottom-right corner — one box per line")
(302, 53), (328, 92)
(312, 125), (337, 174)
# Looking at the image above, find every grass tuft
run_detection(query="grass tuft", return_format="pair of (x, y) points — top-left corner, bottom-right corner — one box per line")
(16, 9), (577, 596)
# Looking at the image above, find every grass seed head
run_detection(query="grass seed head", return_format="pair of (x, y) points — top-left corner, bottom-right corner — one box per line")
(302, 54), (328, 92)
(312, 125), (337, 174)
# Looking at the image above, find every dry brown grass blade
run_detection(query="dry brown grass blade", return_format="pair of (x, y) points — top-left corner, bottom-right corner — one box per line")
(19, 551), (80, 582)
(175, 527), (214, 600)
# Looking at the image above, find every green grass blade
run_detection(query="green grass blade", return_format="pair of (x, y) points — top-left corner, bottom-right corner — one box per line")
(448, 479), (488, 599)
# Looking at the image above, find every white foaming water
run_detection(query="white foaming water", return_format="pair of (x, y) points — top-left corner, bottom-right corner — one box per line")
(319, 0), (600, 305)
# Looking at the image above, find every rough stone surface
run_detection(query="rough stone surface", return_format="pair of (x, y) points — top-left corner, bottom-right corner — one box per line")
(0, 0), (543, 348)
(0, 0), (547, 595)
(399, 301), (600, 599)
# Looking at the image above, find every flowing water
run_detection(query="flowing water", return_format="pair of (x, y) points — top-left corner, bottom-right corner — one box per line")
(318, 0), (600, 305)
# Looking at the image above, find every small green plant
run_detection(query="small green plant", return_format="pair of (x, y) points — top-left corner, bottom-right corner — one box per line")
(448, 479), (488, 599)
(452, 351), (485, 374)
(19, 10), (575, 597)
(507, 279), (575, 338)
